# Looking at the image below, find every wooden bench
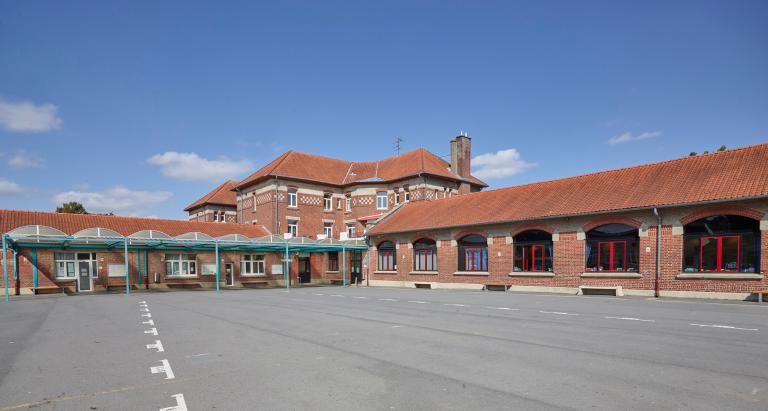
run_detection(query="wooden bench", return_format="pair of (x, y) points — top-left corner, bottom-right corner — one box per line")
(755, 290), (768, 304)
(484, 283), (510, 292)
(31, 286), (62, 295)
(578, 286), (624, 296)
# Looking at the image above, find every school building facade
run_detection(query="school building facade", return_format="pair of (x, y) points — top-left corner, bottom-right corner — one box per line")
(366, 144), (768, 300)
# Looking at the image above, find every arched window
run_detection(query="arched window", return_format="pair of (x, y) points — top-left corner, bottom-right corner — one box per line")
(513, 230), (553, 272)
(683, 215), (760, 273)
(458, 235), (488, 272)
(377, 241), (396, 271)
(413, 239), (437, 271)
(585, 224), (639, 272)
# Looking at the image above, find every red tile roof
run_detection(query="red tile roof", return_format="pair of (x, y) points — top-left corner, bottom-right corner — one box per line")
(369, 143), (768, 235)
(235, 148), (487, 189)
(0, 210), (269, 238)
(184, 180), (238, 211)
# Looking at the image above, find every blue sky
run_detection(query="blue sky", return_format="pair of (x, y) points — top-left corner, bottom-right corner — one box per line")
(1, 0), (766, 218)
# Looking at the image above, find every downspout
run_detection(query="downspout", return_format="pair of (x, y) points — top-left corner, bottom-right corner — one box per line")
(365, 236), (371, 287)
(653, 207), (662, 298)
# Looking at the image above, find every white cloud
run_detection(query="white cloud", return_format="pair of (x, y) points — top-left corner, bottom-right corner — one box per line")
(471, 148), (537, 180)
(0, 179), (22, 195)
(53, 186), (172, 215)
(7, 150), (44, 169)
(147, 152), (253, 183)
(0, 98), (62, 133)
(608, 131), (662, 145)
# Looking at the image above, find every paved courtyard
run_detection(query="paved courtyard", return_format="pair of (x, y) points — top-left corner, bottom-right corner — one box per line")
(1, 287), (767, 410)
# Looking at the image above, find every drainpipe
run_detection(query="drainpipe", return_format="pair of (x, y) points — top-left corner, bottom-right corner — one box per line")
(365, 236), (371, 287)
(653, 207), (662, 298)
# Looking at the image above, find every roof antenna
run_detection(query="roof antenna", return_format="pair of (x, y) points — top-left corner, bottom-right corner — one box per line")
(394, 137), (404, 156)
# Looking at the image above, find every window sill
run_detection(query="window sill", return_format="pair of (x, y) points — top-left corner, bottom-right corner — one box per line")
(581, 272), (642, 279)
(241, 274), (266, 277)
(165, 275), (198, 279)
(374, 271), (398, 275)
(327, 270), (340, 273)
(509, 272), (555, 277)
(409, 271), (438, 275)
(54, 278), (77, 282)
(453, 271), (490, 276)
(676, 273), (764, 280)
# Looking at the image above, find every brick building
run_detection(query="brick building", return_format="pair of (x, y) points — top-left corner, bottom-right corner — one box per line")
(1, 210), (365, 296)
(366, 143), (768, 300)
(185, 180), (238, 223)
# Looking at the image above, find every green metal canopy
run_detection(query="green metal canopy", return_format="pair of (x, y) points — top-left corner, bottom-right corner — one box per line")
(2, 225), (367, 302)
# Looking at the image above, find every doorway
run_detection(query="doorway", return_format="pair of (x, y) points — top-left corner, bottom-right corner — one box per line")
(298, 257), (311, 284)
(224, 263), (234, 286)
(77, 260), (92, 292)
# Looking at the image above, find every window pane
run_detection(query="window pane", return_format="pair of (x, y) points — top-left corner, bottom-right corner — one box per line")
(533, 245), (544, 271)
(513, 245), (524, 271)
(613, 242), (625, 271)
(67, 262), (75, 277)
(741, 233), (757, 272)
(598, 243), (611, 271)
(721, 237), (739, 271)
(700, 237), (718, 271)
(683, 237), (700, 272)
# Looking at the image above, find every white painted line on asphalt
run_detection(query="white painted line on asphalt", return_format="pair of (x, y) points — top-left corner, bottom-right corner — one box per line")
(408, 300), (429, 304)
(144, 327), (159, 336)
(330, 294), (345, 297)
(150, 359), (175, 380)
(280, 290), (290, 293)
(605, 316), (655, 322)
(444, 303), (469, 307)
(690, 323), (758, 331)
(185, 353), (209, 358)
(141, 313), (152, 318)
(313, 293), (325, 296)
(146, 340), (164, 353)
(159, 393), (187, 411)
(139, 300), (147, 304)
(353, 296), (369, 299)
(140, 308), (150, 312)
(391, 325), (404, 328)
(539, 310), (579, 316)
(486, 307), (520, 311)
(142, 319), (155, 326)
(378, 298), (397, 301)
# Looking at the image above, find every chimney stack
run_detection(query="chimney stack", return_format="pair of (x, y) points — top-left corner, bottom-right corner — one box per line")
(450, 132), (472, 178)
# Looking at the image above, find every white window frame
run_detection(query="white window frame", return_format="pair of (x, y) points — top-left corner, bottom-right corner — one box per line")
(345, 195), (352, 212)
(394, 192), (400, 205)
(376, 191), (388, 210)
(323, 222), (333, 238)
(241, 254), (265, 276)
(323, 194), (332, 211)
(404, 190), (411, 202)
(165, 254), (197, 277)
(213, 210), (219, 222)
(54, 252), (76, 279)
(337, 198), (342, 210)
(347, 224), (356, 238)
(288, 189), (298, 208)
(287, 219), (298, 237)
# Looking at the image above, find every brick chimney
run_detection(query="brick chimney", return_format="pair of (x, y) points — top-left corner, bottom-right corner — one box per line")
(450, 133), (471, 178)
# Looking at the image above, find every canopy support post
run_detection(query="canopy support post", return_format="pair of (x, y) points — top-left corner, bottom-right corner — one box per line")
(3, 235), (8, 303)
(32, 248), (38, 289)
(215, 241), (220, 294)
(124, 238), (130, 295)
(285, 244), (290, 290)
(137, 248), (142, 287)
(13, 249), (18, 295)
(342, 246), (346, 288)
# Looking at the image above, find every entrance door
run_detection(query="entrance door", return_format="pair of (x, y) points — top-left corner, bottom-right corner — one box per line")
(77, 261), (92, 292)
(224, 263), (234, 286)
(350, 251), (363, 284)
(298, 258), (311, 284)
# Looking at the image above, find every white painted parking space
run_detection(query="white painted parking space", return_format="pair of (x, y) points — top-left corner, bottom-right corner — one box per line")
(150, 359), (176, 380)
(605, 316), (655, 322)
(159, 394), (188, 411)
(690, 323), (758, 331)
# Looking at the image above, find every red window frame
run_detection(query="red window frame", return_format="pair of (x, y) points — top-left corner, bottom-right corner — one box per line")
(597, 240), (627, 272)
(414, 249), (435, 271)
(378, 250), (394, 271)
(464, 247), (488, 272)
(520, 244), (545, 272)
(699, 235), (740, 272)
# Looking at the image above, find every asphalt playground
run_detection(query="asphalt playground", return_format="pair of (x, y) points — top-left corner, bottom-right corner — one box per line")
(1, 287), (767, 410)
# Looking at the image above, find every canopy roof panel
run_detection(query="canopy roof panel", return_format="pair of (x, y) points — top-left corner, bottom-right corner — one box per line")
(73, 227), (123, 239)
(175, 232), (214, 241)
(7, 225), (67, 237)
(128, 230), (172, 240)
